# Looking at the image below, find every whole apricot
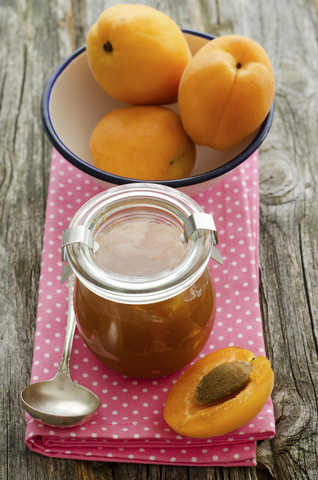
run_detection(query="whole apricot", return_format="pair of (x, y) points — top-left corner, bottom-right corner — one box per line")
(89, 106), (196, 181)
(86, 4), (191, 104)
(178, 35), (275, 150)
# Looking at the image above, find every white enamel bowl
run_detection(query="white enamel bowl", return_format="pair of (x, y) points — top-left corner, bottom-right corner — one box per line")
(41, 29), (274, 197)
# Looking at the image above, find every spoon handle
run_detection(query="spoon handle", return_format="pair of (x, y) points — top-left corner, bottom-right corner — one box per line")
(57, 274), (76, 375)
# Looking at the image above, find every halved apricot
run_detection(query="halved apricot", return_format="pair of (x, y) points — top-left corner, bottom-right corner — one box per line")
(163, 346), (274, 438)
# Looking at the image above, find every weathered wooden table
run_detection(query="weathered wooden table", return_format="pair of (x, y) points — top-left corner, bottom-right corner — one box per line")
(1, 1), (317, 479)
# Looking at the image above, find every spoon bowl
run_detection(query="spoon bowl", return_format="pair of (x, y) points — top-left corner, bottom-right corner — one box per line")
(21, 275), (100, 427)
(21, 373), (100, 427)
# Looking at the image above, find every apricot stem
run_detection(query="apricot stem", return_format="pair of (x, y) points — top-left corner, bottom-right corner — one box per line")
(236, 62), (242, 69)
(103, 41), (113, 53)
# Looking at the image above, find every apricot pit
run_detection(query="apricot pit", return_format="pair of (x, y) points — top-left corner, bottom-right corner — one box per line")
(195, 361), (252, 405)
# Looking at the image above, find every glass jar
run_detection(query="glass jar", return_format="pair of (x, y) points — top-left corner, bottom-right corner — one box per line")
(62, 183), (222, 378)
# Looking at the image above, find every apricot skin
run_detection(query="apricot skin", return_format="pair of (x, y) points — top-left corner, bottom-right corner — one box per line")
(178, 35), (275, 150)
(86, 4), (192, 105)
(89, 106), (196, 181)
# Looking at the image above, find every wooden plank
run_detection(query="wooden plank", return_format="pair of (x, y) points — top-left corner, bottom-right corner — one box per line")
(1, 0), (317, 479)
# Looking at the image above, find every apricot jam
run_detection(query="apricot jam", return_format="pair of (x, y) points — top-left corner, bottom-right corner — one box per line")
(63, 184), (221, 378)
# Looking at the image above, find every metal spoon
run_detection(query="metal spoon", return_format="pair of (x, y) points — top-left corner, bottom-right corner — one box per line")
(21, 275), (100, 427)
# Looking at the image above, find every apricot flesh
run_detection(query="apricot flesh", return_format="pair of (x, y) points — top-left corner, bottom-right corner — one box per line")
(178, 35), (275, 150)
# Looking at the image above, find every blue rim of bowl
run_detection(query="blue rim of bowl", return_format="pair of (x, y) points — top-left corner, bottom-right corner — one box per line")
(41, 29), (274, 188)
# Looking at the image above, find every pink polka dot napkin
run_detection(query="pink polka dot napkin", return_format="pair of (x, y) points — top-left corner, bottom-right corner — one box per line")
(24, 149), (275, 466)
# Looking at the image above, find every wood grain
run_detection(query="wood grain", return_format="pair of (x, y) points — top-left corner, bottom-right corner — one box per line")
(1, 0), (317, 479)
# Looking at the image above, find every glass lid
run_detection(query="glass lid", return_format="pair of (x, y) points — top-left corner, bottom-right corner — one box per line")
(62, 183), (220, 304)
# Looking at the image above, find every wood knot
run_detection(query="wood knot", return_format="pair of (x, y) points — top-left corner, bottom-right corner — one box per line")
(259, 155), (300, 204)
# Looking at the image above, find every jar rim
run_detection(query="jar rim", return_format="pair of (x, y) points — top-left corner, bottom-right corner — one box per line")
(64, 183), (215, 304)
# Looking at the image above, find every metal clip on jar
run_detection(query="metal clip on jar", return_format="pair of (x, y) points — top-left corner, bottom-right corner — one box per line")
(62, 184), (222, 378)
